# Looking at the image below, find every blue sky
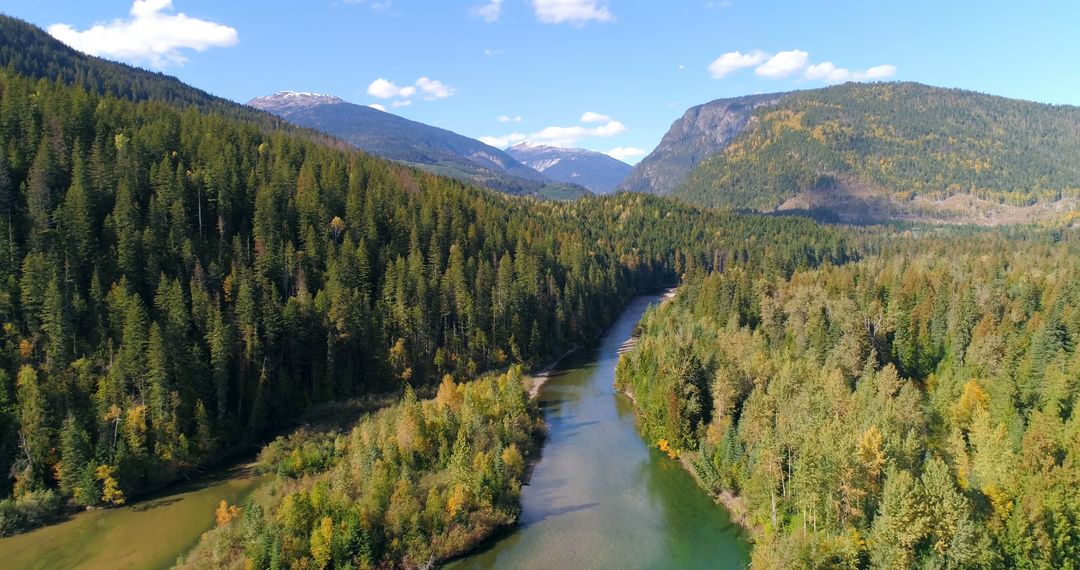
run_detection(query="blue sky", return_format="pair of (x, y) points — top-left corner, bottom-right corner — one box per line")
(4, 0), (1079, 163)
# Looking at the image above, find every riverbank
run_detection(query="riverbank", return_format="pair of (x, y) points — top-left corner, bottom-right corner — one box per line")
(617, 384), (760, 544)
(526, 347), (578, 399)
(0, 462), (265, 570)
(450, 292), (750, 568)
(613, 286), (759, 544)
(676, 452), (755, 534)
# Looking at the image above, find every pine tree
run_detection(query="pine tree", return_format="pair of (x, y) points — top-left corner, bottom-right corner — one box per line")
(25, 139), (58, 250)
(41, 274), (71, 371)
(16, 365), (49, 488)
(57, 412), (90, 497)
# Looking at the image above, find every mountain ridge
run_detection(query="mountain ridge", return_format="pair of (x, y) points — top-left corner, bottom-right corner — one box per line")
(248, 92), (589, 199)
(617, 92), (785, 195)
(623, 82), (1080, 224)
(506, 142), (631, 194)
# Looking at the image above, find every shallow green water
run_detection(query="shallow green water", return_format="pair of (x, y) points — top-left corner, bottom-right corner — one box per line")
(451, 294), (751, 569)
(0, 463), (264, 570)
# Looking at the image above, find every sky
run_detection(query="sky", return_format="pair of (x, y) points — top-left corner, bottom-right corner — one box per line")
(3, 0), (1079, 164)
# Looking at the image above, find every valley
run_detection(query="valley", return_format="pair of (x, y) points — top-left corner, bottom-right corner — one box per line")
(0, 3), (1078, 569)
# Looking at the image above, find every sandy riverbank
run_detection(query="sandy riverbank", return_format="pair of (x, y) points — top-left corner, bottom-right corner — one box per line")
(526, 348), (578, 399)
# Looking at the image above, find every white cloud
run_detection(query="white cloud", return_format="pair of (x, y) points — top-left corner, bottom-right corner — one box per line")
(473, 0), (503, 22)
(481, 133), (527, 147)
(367, 77), (454, 101)
(607, 147), (646, 162)
(707, 50), (768, 79)
(580, 111), (611, 123)
(392, 100), (412, 108)
(368, 103), (387, 112)
(803, 61), (842, 81)
(483, 114), (626, 149)
(367, 78), (402, 99)
(415, 77), (455, 99)
(592, 120), (626, 137)
(345, 0), (393, 13)
(497, 115), (524, 123)
(707, 48), (895, 84)
(47, 0), (238, 69)
(484, 48), (503, 57)
(804, 62), (898, 83)
(863, 65), (898, 79)
(532, 0), (612, 25)
(755, 49), (809, 78)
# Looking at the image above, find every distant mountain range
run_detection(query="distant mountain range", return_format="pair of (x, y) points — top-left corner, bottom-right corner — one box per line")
(505, 143), (631, 194)
(249, 92), (589, 199)
(623, 82), (1080, 224)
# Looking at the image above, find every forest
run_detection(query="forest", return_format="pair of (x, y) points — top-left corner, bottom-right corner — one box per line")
(4, 11), (1079, 569)
(177, 369), (542, 568)
(0, 33), (856, 541)
(617, 228), (1080, 567)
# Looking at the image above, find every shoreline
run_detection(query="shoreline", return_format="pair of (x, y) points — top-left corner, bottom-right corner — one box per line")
(676, 452), (756, 538)
(614, 284), (759, 543)
(619, 384), (760, 542)
(526, 347), (579, 399)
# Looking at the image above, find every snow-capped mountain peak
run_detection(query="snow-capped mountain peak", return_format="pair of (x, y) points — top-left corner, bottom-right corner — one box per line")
(248, 91), (346, 114)
(506, 143), (632, 194)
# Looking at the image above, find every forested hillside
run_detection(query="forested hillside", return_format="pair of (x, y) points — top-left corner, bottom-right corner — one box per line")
(617, 229), (1080, 567)
(0, 66), (633, 530)
(647, 83), (1080, 223)
(0, 15), (278, 126)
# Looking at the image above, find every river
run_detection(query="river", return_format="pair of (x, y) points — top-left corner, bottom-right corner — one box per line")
(450, 293), (750, 569)
(0, 463), (265, 569)
(0, 293), (748, 569)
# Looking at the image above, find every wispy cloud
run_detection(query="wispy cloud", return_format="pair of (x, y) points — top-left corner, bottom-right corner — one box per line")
(344, 0), (393, 13)
(473, 0), (503, 22)
(804, 62), (897, 83)
(532, 0), (612, 25)
(709, 48), (896, 83)
(47, 0), (237, 69)
(607, 147), (646, 162)
(367, 76), (455, 106)
(580, 111), (611, 123)
(497, 115), (524, 123)
(482, 112), (626, 148)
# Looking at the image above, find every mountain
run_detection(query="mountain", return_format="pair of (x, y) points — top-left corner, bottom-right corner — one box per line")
(505, 143), (632, 194)
(249, 92), (589, 199)
(617, 93), (783, 196)
(624, 83), (1080, 224)
(0, 14), (281, 126)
